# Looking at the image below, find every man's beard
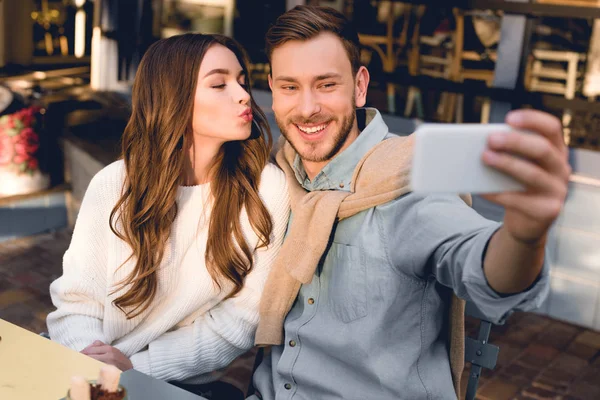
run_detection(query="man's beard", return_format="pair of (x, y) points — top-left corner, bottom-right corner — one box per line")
(275, 105), (356, 163)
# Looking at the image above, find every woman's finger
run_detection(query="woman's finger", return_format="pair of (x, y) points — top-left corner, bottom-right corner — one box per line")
(81, 345), (111, 356)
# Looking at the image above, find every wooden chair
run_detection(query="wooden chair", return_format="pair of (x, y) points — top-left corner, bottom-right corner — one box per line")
(445, 8), (500, 124)
(525, 49), (586, 145)
(463, 302), (501, 400)
(358, 1), (412, 114)
(404, 5), (455, 120)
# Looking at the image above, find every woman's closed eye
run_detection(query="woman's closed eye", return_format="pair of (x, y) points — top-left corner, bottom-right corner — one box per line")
(211, 81), (247, 90)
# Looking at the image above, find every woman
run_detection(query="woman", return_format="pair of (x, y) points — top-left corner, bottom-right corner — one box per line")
(46, 34), (290, 399)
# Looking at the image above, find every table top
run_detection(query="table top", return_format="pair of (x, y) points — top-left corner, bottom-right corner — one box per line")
(0, 318), (106, 400)
(119, 369), (207, 400)
(0, 319), (208, 400)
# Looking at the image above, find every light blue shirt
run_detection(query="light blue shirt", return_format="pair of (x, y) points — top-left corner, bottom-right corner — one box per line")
(250, 108), (550, 400)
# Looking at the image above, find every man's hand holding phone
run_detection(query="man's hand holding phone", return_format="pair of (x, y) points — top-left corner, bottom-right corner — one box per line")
(480, 110), (570, 244)
(411, 109), (570, 245)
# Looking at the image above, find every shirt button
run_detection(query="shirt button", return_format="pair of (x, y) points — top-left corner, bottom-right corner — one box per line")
(284, 383), (292, 390)
(289, 340), (297, 347)
(339, 182), (345, 188)
(308, 298), (315, 305)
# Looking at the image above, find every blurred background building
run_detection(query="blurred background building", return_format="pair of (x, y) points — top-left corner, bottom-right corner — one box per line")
(1, 1), (600, 398)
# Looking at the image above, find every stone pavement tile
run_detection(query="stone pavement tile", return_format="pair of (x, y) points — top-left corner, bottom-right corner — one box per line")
(516, 313), (553, 329)
(0, 231), (69, 333)
(533, 353), (588, 394)
(574, 331), (600, 350)
(488, 313), (527, 342)
(7, 269), (46, 288)
(0, 288), (35, 308)
(3, 270), (56, 302)
(520, 384), (564, 399)
(548, 353), (589, 376)
(0, 302), (37, 330)
(477, 378), (520, 400)
(515, 344), (560, 370)
(575, 365), (600, 386)
(0, 297), (53, 333)
(566, 365), (600, 399)
(567, 381), (600, 400)
(493, 340), (525, 372)
(536, 320), (582, 351)
(0, 259), (29, 277)
(490, 314), (551, 347)
(498, 362), (540, 389)
(479, 368), (495, 385)
(566, 340), (600, 362)
(34, 310), (49, 325)
(0, 277), (14, 294)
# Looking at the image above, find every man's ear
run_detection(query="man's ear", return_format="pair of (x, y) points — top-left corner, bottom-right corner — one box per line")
(355, 66), (370, 108)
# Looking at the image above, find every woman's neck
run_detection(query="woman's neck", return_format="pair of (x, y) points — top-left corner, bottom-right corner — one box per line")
(184, 140), (222, 186)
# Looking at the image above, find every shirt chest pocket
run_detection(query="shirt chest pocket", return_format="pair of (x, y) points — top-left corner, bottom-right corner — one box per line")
(325, 243), (367, 323)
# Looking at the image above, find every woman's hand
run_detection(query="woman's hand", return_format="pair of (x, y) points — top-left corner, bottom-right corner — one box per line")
(81, 340), (133, 371)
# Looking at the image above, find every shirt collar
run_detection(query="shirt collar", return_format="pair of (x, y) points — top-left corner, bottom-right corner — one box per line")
(292, 108), (389, 192)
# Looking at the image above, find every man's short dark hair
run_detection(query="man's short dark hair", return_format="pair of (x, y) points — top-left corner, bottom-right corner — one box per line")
(265, 5), (362, 76)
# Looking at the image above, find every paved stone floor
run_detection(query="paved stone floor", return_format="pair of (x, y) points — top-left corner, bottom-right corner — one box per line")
(1, 230), (600, 399)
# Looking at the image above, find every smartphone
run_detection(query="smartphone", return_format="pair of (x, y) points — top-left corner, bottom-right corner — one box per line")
(410, 123), (526, 194)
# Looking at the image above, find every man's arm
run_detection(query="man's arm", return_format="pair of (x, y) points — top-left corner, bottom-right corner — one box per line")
(483, 227), (545, 294)
(379, 192), (549, 325)
(481, 110), (570, 294)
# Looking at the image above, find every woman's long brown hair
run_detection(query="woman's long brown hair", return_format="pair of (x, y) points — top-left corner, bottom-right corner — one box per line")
(109, 34), (274, 318)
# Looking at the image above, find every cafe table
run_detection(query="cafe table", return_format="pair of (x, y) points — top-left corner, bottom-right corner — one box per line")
(0, 318), (206, 400)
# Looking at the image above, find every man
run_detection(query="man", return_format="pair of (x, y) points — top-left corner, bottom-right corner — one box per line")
(250, 5), (570, 400)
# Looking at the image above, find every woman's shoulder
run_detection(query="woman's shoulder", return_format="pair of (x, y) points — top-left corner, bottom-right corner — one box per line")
(86, 160), (126, 197)
(258, 163), (290, 208)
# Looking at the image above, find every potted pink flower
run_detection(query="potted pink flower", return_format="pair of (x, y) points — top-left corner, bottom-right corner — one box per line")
(0, 106), (49, 197)
(0, 106), (41, 175)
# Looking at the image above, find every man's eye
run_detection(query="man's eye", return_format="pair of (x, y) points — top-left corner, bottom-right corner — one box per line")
(322, 83), (336, 88)
(282, 86), (296, 91)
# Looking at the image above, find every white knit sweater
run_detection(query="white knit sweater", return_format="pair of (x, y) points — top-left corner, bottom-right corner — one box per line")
(47, 160), (290, 383)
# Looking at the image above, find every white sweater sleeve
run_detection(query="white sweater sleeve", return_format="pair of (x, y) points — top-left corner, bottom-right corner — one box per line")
(46, 169), (113, 351)
(129, 167), (290, 381)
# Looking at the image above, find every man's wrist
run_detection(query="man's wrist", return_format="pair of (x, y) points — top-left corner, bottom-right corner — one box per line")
(507, 229), (547, 250)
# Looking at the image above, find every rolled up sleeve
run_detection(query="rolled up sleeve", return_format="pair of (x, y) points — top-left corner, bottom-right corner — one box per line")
(381, 193), (550, 324)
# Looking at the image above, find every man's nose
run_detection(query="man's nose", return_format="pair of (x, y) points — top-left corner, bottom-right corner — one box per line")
(298, 90), (321, 120)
